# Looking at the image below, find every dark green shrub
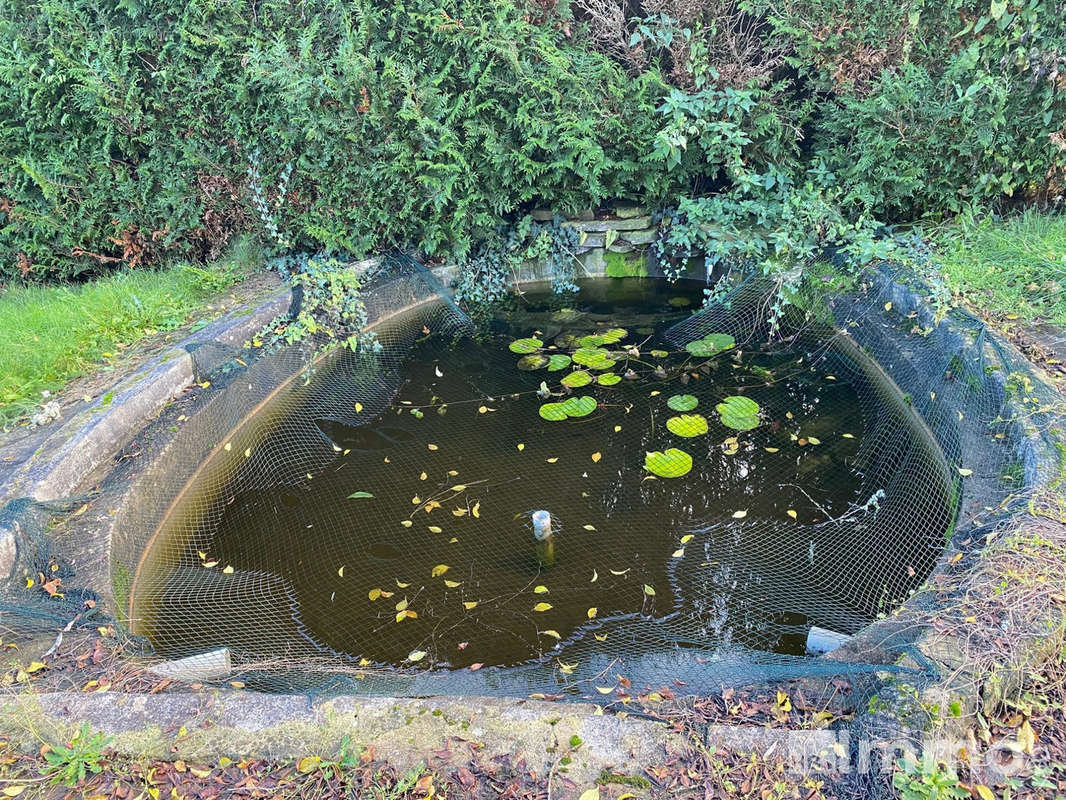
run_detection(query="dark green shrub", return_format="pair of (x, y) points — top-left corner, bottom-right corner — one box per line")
(0, 0), (681, 280)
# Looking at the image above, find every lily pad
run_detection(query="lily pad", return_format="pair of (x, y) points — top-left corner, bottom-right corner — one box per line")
(651, 349), (669, 359)
(599, 328), (628, 344)
(554, 332), (584, 349)
(666, 414), (709, 437)
(667, 394), (698, 412)
(539, 403), (568, 421)
(716, 395), (761, 431)
(509, 337), (543, 354)
(597, 373), (622, 386)
(572, 347), (611, 367)
(547, 354), (572, 371)
(561, 395), (597, 418)
(517, 354), (549, 371)
(561, 370), (593, 388)
(644, 448), (693, 478)
(685, 333), (736, 358)
(579, 334), (607, 348)
(668, 296), (692, 307)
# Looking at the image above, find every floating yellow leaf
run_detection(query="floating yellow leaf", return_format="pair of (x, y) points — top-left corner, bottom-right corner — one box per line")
(452, 508), (468, 517)
(463, 601), (478, 610)
(542, 629), (562, 639)
(244, 448), (251, 458)
(202, 561), (218, 568)
(533, 602), (553, 612)
(609, 568), (630, 576)
(517, 443), (525, 450)
(546, 457), (559, 463)
(680, 534), (693, 544)
(786, 411), (793, 419)
(401, 520), (413, 527)
(431, 564), (450, 577)
(412, 496), (421, 505)
(222, 565), (234, 574)
(472, 501), (480, 518)
(355, 402), (363, 412)
(224, 442), (232, 451)
(428, 525), (442, 533)
(643, 584), (655, 596)
(395, 598), (408, 611)
(732, 510), (747, 519)
(594, 633), (608, 642)
(407, 650), (427, 662)
(842, 433), (855, 438)
(787, 509), (797, 519)
(807, 436), (821, 445)
(958, 467), (973, 476)
(583, 524), (596, 531)
(765, 447), (780, 453)
(420, 472), (427, 480)
(591, 452), (602, 462)
(395, 580), (409, 588)
(395, 609), (417, 622)
(671, 548), (685, 558)
(337, 566), (344, 577)
(587, 607), (597, 619)
(450, 484), (467, 492)
(613, 425), (622, 433)
(595, 686), (615, 694)
(534, 585), (549, 594)
(590, 569), (598, 582)
(368, 589), (382, 601)
(558, 661), (577, 675)
(444, 579), (462, 588)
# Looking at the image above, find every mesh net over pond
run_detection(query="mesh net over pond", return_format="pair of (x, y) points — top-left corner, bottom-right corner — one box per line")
(7, 254), (1062, 699)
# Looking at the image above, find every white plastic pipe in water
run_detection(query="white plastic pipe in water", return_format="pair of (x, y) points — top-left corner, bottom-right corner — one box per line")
(532, 510), (552, 541)
(805, 625), (851, 655)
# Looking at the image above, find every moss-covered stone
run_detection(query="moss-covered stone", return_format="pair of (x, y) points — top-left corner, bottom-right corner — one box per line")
(605, 251), (648, 278)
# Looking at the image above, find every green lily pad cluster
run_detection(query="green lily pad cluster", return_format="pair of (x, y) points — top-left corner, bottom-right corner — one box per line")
(684, 333), (736, 358)
(517, 354), (549, 370)
(666, 394), (698, 412)
(716, 395), (761, 430)
(560, 370), (593, 388)
(539, 395), (598, 421)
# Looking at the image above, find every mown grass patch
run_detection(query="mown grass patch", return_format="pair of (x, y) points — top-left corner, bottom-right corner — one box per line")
(932, 211), (1066, 327)
(0, 257), (254, 427)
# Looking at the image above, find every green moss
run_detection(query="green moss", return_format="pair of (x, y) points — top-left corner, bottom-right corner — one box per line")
(605, 250), (648, 278)
(598, 769), (652, 789)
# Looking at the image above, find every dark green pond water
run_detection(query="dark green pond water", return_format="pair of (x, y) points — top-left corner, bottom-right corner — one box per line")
(184, 279), (892, 671)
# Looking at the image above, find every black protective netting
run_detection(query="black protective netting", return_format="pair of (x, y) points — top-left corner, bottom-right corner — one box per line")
(4, 255), (1063, 700)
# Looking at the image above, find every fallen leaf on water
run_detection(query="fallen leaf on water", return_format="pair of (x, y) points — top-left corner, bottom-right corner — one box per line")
(444, 579), (462, 588)
(407, 650), (427, 662)
(542, 629), (562, 639)
(463, 601), (478, 610)
(958, 467), (973, 476)
(472, 501), (480, 518)
(610, 568), (630, 576)
(546, 457), (559, 463)
(643, 584), (656, 596)
(594, 633), (608, 642)
(680, 534), (693, 544)
(337, 566), (344, 577)
(368, 589), (382, 601)
(732, 510), (748, 519)
(587, 607), (597, 619)
(591, 452), (602, 462)
(428, 525), (443, 533)
(534, 585), (549, 594)
(401, 520), (413, 528)
(595, 686), (615, 695)
(223, 566), (234, 575)
(355, 402), (363, 412)
(431, 564), (450, 577)
(787, 509), (797, 519)
(395, 598), (408, 611)
(590, 569), (598, 583)
(427, 444), (438, 451)
(469, 662), (484, 671)
(671, 548), (685, 558)
(533, 602), (553, 612)
(583, 524), (596, 531)
(558, 661), (577, 675)
(517, 443), (525, 451)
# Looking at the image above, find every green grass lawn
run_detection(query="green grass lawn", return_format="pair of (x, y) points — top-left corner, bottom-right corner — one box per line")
(932, 210), (1066, 326)
(0, 259), (254, 427)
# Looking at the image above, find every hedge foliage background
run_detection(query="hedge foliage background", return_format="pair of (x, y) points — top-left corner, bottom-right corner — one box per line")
(1, 0), (1064, 281)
